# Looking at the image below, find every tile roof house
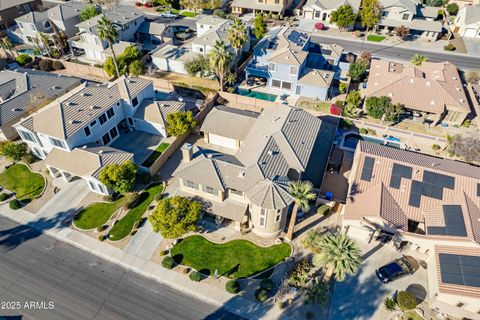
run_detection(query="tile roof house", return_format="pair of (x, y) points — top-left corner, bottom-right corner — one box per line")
(300, 0), (361, 23)
(173, 105), (336, 237)
(453, 5), (480, 38)
(231, 0), (294, 16)
(0, 68), (81, 140)
(376, 0), (443, 41)
(245, 27), (349, 100)
(15, 1), (90, 45)
(343, 141), (480, 318)
(365, 60), (470, 126)
(14, 76), (181, 195)
(0, 0), (41, 30)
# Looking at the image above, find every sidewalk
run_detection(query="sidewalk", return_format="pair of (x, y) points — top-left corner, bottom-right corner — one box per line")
(0, 204), (289, 320)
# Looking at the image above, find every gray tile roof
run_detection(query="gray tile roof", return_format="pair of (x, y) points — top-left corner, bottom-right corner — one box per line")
(76, 6), (143, 34)
(0, 0), (35, 11)
(246, 178), (293, 210)
(200, 106), (258, 141)
(464, 5), (480, 25)
(134, 99), (185, 126)
(16, 1), (88, 24)
(231, 0), (285, 12)
(304, 0), (361, 12)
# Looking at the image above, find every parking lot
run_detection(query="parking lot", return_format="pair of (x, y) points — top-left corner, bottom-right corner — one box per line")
(329, 240), (429, 320)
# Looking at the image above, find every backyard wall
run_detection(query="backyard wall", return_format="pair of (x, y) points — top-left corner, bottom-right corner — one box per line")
(218, 91), (283, 112)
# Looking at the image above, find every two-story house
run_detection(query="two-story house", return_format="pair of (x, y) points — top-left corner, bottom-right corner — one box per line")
(376, 0), (443, 41)
(245, 27), (348, 100)
(300, 0), (361, 23)
(0, 0), (41, 30)
(452, 5), (480, 39)
(71, 6), (145, 63)
(15, 1), (90, 46)
(14, 76), (182, 195)
(173, 104), (336, 237)
(231, 0), (293, 16)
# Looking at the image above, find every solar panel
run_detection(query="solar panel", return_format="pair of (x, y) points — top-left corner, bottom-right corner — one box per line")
(439, 254), (480, 288)
(389, 163), (412, 189)
(408, 171), (455, 207)
(477, 183), (480, 197)
(360, 157), (375, 182)
(428, 205), (467, 237)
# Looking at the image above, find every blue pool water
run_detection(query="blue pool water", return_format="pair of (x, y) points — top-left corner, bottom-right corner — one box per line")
(155, 90), (171, 100)
(343, 133), (401, 150)
(18, 49), (36, 55)
(236, 88), (277, 102)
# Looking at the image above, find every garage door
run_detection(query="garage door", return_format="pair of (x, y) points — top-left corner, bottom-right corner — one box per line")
(209, 134), (238, 149)
(463, 28), (478, 38)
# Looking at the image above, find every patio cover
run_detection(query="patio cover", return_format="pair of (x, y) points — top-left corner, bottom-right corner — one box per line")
(207, 198), (248, 222)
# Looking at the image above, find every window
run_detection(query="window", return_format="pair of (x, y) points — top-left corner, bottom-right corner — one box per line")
(199, 47), (204, 53)
(456, 303), (464, 308)
(402, 13), (409, 20)
(18, 22), (23, 28)
(97, 183), (106, 194)
(315, 11), (321, 18)
(202, 185), (217, 195)
(109, 126), (118, 139)
(102, 133), (111, 145)
(132, 97), (138, 107)
(84, 126), (91, 137)
(282, 81), (292, 90)
(90, 120), (97, 127)
(229, 189), (243, 196)
(99, 113), (107, 125)
(185, 180), (199, 190)
(49, 137), (66, 149)
(95, 37), (100, 45)
(88, 181), (96, 191)
(268, 63), (276, 72)
(30, 24), (36, 31)
(381, 10), (389, 17)
(272, 79), (281, 88)
(259, 209), (266, 227)
(18, 130), (35, 142)
(289, 66), (298, 76)
(127, 117), (134, 126)
(275, 210), (281, 223)
(106, 107), (115, 119)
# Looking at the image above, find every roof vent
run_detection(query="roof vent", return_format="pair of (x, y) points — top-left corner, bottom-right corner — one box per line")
(268, 150), (275, 156)
(452, 77), (457, 80)
(238, 171), (245, 178)
(90, 105), (96, 109)
(410, 78), (414, 83)
(82, 145), (87, 149)
(11, 108), (21, 112)
(426, 81), (431, 86)
(98, 150), (103, 154)
(207, 154), (213, 159)
(272, 116), (280, 122)
(431, 100), (435, 105)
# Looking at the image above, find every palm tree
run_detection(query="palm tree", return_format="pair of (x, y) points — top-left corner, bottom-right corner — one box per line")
(410, 54), (428, 66)
(226, 18), (248, 74)
(1, 37), (15, 58)
(38, 32), (52, 58)
(286, 180), (316, 240)
(0, 38), (10, 59)
(96, 16), (120, 77)
(208, 40), (232, 92)
(49, 19), (68, 55)
(312, 232), (362, 283)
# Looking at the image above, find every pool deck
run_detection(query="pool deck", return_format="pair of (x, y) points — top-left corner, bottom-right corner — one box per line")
(340, 132), (403, 151)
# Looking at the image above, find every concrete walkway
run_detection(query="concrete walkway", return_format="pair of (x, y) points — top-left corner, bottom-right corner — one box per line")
(124, 222), (163, 260)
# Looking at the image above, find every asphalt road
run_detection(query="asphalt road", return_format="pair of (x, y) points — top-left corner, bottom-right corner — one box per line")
(310, 35), (480, 70)
(0, 217), (244, 320)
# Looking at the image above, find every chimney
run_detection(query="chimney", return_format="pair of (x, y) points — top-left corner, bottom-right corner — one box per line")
(181, 143), (193, 162)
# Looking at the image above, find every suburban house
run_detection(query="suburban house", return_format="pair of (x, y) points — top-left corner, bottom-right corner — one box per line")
(151, 16), (250, 75)
(0, 0), (41, 30)
(343, 141), (480, 319)
(70, 6), (145, 62)
(376, 0), (443, 41)
(300, 0), (361, 23)
(15, 1), (90, 45)
(0, 68), (80, 140)
(245, 27), (348, 100)
(173, 105), (336, 237)
(14, 76), (183, 195)
(365, 60), (470, 126)
(136, 20), (192, 49)
(230, 0), (293, 16)
(453, 5), (480, 38)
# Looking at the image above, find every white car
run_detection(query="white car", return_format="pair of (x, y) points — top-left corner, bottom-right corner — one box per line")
(160, 11), (178, 19)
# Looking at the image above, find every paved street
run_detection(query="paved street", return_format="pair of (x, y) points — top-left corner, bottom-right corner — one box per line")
(0, 217), (244, 320)
(311, 34), (480, 70)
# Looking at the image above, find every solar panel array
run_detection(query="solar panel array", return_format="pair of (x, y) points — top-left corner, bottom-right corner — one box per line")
(477, 183), (480, 197)
(427, 205), (467, 237)
(360, 157), (375, 182)
(390, 163), (413, 189)
(439, 253), (480, 287)
(408, 170), (455, 208)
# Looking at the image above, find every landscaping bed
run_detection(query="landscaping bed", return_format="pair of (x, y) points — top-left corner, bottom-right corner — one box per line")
(170, 235), (291, 278)
(73, 196), (125, 230)
(0, 163), (45, 202)
(156, 8), (197, 17)
(141, 142), (170, 167)
(108, 182), (164, 241)
(367, 35), (385, 42)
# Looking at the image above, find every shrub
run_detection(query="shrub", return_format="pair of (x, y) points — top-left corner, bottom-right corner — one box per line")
(97, 234), (105, 241)
(461, 119), (471, 128)
(446, 3), (459, 15)
(0, 193), (10, 201)
(16, 53), (32, 66)
(304, 280), (328, 305)
(96, 226), (104, 232)
(189, 271), (202, 282)
(213, 9), (226, 18)
(22, 152), (36, 164)
(9, 199), (21, 210)
(397, 291), (418, 310)
(52, 60), (65, 70)
(162, 256), (175, 269)
(317, 204), (330, 216)
(330, 104), (342, 115)
(39, 59), (53, 71)
(359, 128), (368, 135)
(288, 259), (312, 288)
(159, 249), (168, 256)
(432, 144), (441, 151)
(260, 278), (274, 291)
(339, 118), (353, 130)
(444, 43), (456, 51)
(124, 192), (140, 209)
(255, 288), (269, 302)
(339, 82), (347, 93)
(384, 297), (397, 311)
(226, 280), (241, 294)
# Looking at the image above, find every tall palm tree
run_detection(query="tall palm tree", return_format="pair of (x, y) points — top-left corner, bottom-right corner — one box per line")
(0, 38), (10, 59)
(1, 37), (15, 58)
(96, 16), (120, 77)
(312, 232), (362, 283)
(48, 19), (68, 55)
(286, 180), (316, 240)
(208, 40), (232, 92)
(38, 32), (52, 58)
(410, 54), (428, 66)
(226, 18), (248, 74)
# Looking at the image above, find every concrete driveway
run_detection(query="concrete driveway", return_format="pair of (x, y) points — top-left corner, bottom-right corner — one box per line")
(329, 241), (429, 320)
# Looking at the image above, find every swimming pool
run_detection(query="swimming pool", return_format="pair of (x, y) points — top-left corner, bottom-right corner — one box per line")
(342, 133), (401, 150)
(236, 88), (277, 102)
(17, 48), (36, 55)
(154, 90), (171, 100)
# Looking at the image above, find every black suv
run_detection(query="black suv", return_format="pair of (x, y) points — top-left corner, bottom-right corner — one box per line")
(375, 256), (419, 284)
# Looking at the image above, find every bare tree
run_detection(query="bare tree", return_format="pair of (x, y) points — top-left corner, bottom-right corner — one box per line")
(394, 25), (410, 40)
(447, 135), (480, 163)
(465, 71), (480, 84)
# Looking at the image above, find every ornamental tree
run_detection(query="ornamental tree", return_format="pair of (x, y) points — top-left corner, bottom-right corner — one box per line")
(0, 141), (28, 162)
(99, 160), (137, 194)
(330, 5), (357, 29)
(166, 111), (196, 136)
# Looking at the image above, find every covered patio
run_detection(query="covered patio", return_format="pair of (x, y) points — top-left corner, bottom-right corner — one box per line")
(110, 130), (163, 165)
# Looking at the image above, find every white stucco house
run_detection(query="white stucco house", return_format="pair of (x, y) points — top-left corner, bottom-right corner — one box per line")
(453, 5), (480, 38)
(299, 0), (361, 24)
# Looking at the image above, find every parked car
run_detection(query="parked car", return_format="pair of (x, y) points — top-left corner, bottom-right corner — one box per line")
(375, 255), (419, 283)
(160, 11), (178, 18)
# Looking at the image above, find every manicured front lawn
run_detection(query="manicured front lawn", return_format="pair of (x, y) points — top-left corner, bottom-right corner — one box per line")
(367, 35), (385, 42)
(156, 8), (197, 17)
(0, 164), (44, 202)
(171, 235), (291, 278)
(141, 142), (170, 167)
(108, 182), (164, 241)
(73, 197), (125, 230)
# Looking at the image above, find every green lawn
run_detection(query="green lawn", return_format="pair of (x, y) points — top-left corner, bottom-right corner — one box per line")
(141, 142), (170, 167)
(108, 183), (164, 241)
(403, 311), (423, 320)
(73, 197), (125, 230)
(367, 35), (385, 42)
(171, 235), (291, 278)
(156, 8), (197, 17)
(0, 164), (45, 202)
